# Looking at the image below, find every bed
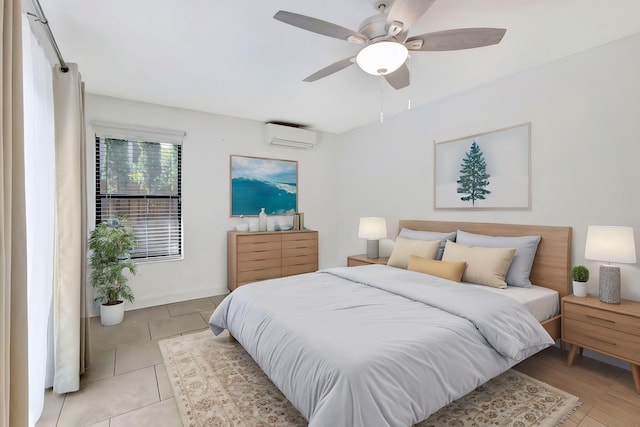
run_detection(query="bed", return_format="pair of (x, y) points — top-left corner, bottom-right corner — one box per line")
(209, 220), (572, 427)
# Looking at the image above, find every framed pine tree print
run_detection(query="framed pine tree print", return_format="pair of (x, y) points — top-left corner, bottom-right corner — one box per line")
(434, 123), (531, 209)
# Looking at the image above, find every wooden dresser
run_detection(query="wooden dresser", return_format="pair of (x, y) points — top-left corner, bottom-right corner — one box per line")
(562, 294), (640, 393)
(227, 230), (318, 291)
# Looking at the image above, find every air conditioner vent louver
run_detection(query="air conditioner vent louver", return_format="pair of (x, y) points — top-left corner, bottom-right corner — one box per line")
(264, 123), (317, 149)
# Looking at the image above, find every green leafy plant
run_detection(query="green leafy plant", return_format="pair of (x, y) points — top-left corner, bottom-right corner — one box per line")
(570, 265), (589, 282)
(89, 218), (137, 305)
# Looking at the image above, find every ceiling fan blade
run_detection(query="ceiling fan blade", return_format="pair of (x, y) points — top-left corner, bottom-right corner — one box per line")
(384, 63), (410, 90)
(386, 0), (436, 33)
(406, 28), (507, 51)
(303, 57), (355, 82)
(274, 10), (366, 43)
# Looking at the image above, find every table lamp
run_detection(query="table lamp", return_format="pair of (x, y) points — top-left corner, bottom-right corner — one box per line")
(358, 217), (387, 259)
(584, 225), (636, 304)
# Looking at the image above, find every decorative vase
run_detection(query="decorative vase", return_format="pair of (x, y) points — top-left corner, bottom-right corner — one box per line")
(101, 301), (125, 325)
(258, 208), (267, 231)
(572, 281), (587, 297)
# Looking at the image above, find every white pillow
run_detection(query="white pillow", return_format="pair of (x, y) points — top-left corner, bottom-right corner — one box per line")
(387, 237), (440, 269)
(456, 230), (541, 288)
(398, 228), (457, 260)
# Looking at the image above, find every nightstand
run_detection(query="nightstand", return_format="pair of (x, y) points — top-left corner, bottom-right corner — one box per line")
(562, 294), (640, 393)
(347, 254), (389, 267)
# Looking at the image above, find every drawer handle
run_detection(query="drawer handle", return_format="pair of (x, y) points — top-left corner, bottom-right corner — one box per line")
(585, 314), (615, 324)
(584, 335), (617, 346)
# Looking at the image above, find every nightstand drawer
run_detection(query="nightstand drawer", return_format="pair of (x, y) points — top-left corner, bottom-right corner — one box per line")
(564, 318), (640, 364)
(564, 303), (639, 336)
(348, 258), (373, 267)
(347, 255), (390, 266)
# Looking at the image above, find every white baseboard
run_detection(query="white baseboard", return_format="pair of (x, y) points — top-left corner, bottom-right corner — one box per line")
(88, 287), (229, 317)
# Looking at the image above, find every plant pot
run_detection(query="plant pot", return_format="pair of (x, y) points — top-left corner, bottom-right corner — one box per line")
(572, 281), (587, 297)
(100, 301), (125, 325)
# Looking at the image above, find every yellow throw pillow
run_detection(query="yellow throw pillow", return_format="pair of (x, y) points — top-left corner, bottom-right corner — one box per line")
(441, 240), (516, 289)
(387, 237), (440, 269)
(407, 256), (467, 282)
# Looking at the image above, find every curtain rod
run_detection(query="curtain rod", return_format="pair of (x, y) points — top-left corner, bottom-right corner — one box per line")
(29, 0), (68, 72)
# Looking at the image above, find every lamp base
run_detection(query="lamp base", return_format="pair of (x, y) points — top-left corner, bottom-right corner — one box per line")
(366, 240), (379, 259)
(599, 264), (621, 304)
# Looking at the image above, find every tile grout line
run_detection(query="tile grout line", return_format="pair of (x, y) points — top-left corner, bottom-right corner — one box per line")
(154, 364), (162, 402)
(54, 393), (66, 427)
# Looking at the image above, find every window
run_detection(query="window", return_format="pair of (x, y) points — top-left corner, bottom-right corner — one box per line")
(94, 123), (184, 260)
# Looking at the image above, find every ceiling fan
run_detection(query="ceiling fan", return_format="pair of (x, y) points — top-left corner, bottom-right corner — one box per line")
(274, 0), (506, 90)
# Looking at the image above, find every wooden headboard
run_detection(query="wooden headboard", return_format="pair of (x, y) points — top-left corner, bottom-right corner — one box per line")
(398, 220), (573, 297)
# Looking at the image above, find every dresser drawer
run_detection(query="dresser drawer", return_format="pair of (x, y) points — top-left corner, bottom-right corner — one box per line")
(238, 249), (282, 262)
(564, 302), (639, 337)
(237, 257), (281, 272)
(282, 263), (317, 277)
(237, 267), (282, 285)
(282, 234), (317, 250)
(564, 318), (640, 364)
(282, 245), (317, 258)
(282, 253), (318, 267)
(237, 234), (282, 245)
(237, 241), (281, 254)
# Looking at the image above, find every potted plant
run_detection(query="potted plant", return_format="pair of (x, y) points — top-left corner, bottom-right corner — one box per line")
(89, 218), (137, 325)
(570, 265), (589, 297)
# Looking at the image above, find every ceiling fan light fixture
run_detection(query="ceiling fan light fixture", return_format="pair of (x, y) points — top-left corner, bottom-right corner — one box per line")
(356, 41), (408, 75)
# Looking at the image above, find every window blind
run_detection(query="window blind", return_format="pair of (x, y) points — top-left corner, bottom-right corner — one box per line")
(95, 135), (183, 260)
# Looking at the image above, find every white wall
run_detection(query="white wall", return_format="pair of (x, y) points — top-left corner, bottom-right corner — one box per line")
(85, 32), (640, 315)
(330, 33), (640, 302)
(85, 95), (338, 313)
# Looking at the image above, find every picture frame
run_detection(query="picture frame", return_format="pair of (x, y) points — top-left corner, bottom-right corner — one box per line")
(230, 155), (298, 216)
(434, 123), (531, 210)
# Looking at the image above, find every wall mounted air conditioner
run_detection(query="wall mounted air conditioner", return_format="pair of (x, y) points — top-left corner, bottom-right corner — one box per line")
(264, 123), (317, 149)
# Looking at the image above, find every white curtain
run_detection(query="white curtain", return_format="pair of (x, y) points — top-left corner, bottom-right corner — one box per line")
(1, 0), (29, 425)
(22, 12), (55, 425)
(52, 63), (89, 393)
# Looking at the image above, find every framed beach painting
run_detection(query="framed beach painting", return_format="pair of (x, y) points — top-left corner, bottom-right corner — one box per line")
(434, 123), (531, 210)
(230, 155), (298, 216)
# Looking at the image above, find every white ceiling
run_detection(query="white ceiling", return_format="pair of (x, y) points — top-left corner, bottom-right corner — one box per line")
(38, 0), (640, 134)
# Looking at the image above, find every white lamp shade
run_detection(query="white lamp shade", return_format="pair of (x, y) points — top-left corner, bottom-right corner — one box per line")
(585, 225), (637, 264)
(358, 217), (387, 240)
(356, 42), (408, 76)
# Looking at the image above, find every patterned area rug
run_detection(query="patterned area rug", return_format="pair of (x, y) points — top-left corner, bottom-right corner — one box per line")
(160, 330), (579, 427)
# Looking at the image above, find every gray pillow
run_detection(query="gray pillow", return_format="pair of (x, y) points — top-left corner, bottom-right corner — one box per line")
(398, 228), (457, 260)
(456, 230), (541, 288)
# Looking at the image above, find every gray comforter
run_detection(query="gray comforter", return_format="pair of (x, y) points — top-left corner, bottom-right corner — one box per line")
(209, 265), (553, 427)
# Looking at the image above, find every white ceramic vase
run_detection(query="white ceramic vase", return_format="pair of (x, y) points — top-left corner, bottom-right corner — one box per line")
(572, 281), (587, 297)
(101, 301), (125, 325)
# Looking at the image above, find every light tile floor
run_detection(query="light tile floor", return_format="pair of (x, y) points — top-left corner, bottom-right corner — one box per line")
(36, 295), (227, 427)
(37, 295), (640, 426)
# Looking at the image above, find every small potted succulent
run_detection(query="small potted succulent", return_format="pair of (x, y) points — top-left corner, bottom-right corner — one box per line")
(570, 265), (589, 297)
(88, 217), (137, 325)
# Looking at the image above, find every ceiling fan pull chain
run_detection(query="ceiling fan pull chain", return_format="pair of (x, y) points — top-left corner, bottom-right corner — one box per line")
(380, 75), (385, 123)
(407, 56), (412, 110)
